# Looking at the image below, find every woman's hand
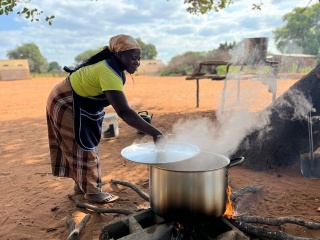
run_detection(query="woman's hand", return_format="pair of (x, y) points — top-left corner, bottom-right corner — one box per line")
(105, 90), (164, 140)
(154, 135), (167, 150)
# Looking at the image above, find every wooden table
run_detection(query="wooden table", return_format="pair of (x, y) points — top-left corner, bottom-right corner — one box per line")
(186, 60), (278, 110)
(185, 61), (229, 108)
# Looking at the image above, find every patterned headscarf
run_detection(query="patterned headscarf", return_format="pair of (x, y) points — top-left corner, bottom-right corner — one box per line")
(108, 34), (141, 53)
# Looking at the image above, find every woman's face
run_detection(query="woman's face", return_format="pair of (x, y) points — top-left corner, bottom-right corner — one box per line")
(118, 49), (141, 74)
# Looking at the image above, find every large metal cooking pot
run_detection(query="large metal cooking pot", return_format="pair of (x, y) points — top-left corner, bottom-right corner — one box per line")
(149, 152), (244, 223)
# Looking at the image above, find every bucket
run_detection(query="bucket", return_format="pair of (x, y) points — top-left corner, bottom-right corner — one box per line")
(102, 113), (119, 139)
(231, 37), (268, 65)
(137, 110), (153, 134)
(300, 153), (320, 179)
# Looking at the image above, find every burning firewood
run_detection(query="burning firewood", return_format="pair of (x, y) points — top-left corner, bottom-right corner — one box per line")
(110, 178), (261, 202)
(67, 180), (320, 239)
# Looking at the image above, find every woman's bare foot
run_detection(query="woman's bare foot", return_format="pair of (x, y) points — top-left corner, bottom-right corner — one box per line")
(84, 192), (119, 203)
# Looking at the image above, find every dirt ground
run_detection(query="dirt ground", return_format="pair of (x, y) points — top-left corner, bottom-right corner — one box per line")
(1, 73), (320, 240)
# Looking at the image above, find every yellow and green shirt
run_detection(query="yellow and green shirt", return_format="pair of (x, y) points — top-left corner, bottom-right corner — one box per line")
(70, 60), (124, 97)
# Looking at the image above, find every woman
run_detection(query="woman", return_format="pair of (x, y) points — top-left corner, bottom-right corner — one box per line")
(46, 34), (164, 203)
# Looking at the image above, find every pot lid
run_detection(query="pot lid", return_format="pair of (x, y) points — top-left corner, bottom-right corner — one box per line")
(121, 142), (200, 164)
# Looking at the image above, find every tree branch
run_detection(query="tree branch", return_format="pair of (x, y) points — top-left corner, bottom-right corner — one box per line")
(111, 178), (149, 201)
(231, 186), (261, 200)
(67, 195), (135, 215)
(66, 214), (91, 240)
(236, 215), (320, 229)
(66, 212), (75, 234)
(233, 221), (317, 240)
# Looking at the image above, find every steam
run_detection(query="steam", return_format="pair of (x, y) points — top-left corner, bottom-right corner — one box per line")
(169, 85), (313, 158)
(130, 38), (315, 161)
(169, 109), (269, 156)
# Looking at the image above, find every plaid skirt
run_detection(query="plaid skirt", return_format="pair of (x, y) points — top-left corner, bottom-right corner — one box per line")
(46, 78), (102, 194)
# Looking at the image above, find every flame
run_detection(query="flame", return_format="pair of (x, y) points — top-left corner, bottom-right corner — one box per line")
(222, 186), (237, 219)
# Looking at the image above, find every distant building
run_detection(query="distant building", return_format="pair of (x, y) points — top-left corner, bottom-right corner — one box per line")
(136, 59), (165, 76)
(0, 59), (30, 80)
(268, 54), (316, 72)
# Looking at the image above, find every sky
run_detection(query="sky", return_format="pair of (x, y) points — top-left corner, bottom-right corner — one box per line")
(0, 0), (316, 68)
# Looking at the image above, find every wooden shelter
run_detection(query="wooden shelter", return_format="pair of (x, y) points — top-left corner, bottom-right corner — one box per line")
(269, 54), (316, 72)
(0, 59), (30, 80)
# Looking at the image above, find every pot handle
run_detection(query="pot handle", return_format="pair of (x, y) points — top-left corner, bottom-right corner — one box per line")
(229, 157), (244, 168)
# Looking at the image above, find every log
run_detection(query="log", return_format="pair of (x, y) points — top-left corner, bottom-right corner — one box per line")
(110, 179), (260, 203)
(233, 221), (318, 240)
(111, 178), (149, 201)
(67, 214), (91, 240)
(231, 186), (261, 201)
(67, 195), (136, 215)
(231, 63), (320, 170)
(111, 179), (261, 203)
(236, 216), (320, 229)
(66, 180), (320, 240)
(66, 212), (75, 234)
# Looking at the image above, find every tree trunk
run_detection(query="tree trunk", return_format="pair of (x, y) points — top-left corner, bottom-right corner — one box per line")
(231, 63), (320, 170)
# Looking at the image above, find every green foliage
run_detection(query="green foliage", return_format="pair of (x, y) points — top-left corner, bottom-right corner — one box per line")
(163, 51), (205, 75)
(163, 42), (234, 76)
(0, 0), (17, 15)
(183, 0), (234, 14)
(7, 42), (48, 73)
(74, 38), (158, 67)
(136, 38), (157, 59)
(0, 0), (55, 25)
(47, 61), (62, 72)
(74, 47), (104, 67)
(218, 41), (237, 51)
(179, 0), (267, 15)
(273, 3), (320, 57)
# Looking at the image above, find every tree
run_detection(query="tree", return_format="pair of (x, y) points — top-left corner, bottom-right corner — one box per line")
(273, 3), (320, 57)
(0, 0), (266, 25)
(74, 47), (104, 67)
(47, 61), (62, 72)
(136, 38), (157, 59)
(74, 38), (157, 67)
(164, 51), (205, 75)
(217, 41), (237, 51)
(183, 0), (234, 14)
(7, 43), (48, 73)
(0, 0), (54, 25)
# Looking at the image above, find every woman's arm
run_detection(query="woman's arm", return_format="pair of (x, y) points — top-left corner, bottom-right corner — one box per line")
(104, 90), (163, 142)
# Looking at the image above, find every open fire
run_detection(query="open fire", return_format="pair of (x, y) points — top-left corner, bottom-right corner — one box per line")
(170, 186), (239, 239)
(223, 186), (238, 220)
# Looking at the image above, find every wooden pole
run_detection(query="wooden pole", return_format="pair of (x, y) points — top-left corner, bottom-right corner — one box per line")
(196, 79), (199, 108)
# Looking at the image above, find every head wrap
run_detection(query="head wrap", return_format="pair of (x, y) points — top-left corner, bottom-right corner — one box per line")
(108, 34), (141, 53)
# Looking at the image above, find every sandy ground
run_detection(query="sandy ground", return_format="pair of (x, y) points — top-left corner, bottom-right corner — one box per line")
(1, 73), (320, 239)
